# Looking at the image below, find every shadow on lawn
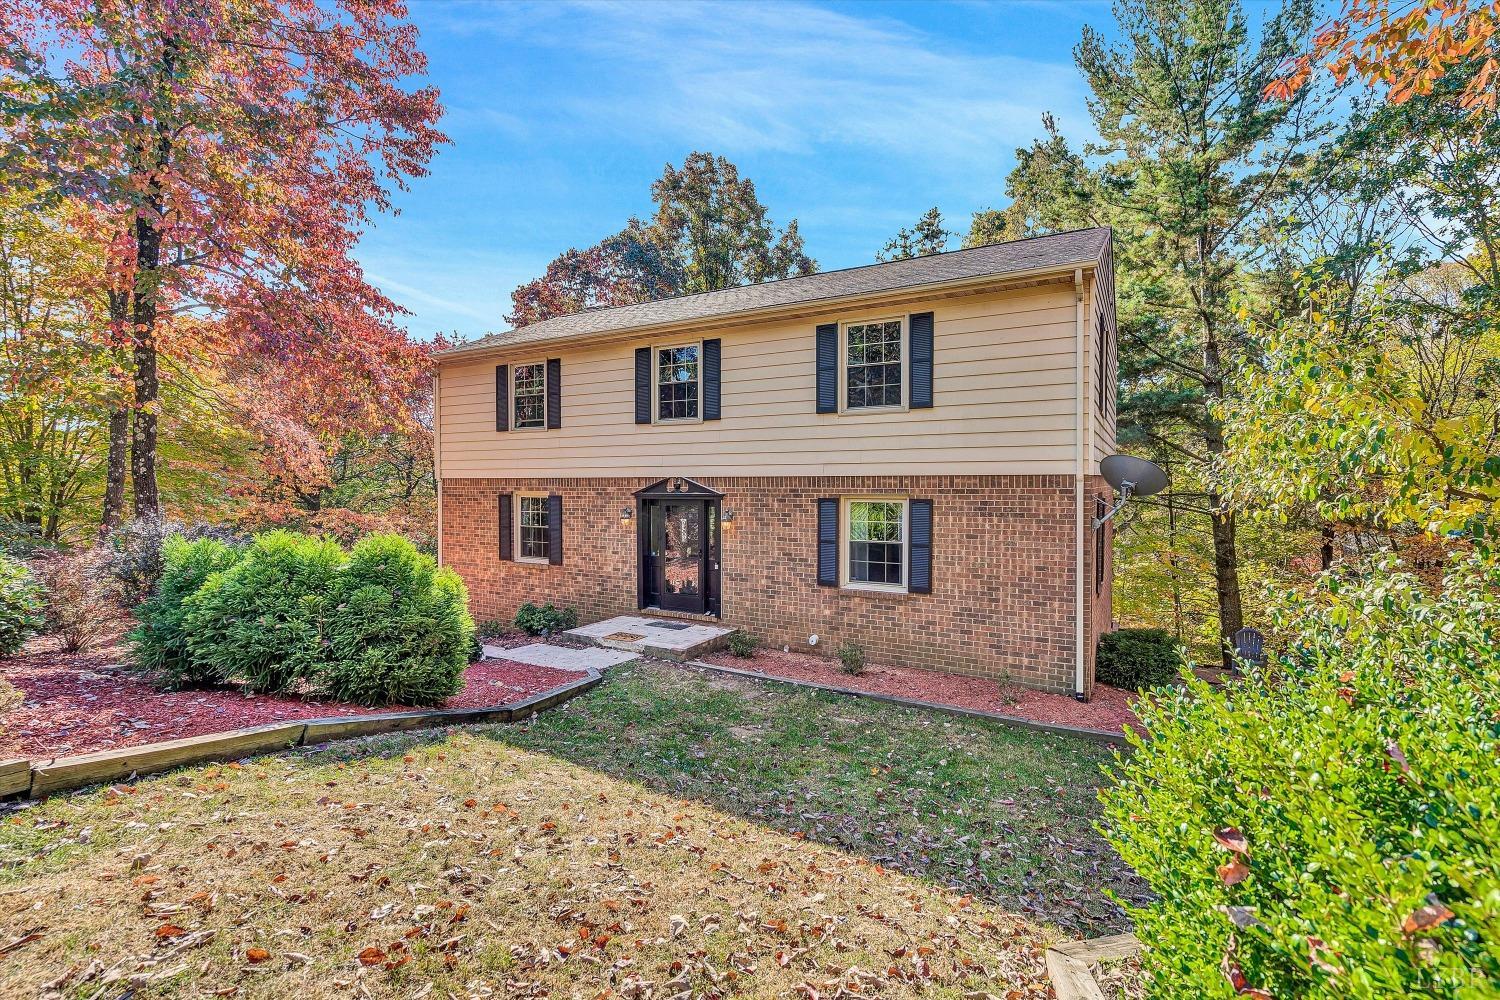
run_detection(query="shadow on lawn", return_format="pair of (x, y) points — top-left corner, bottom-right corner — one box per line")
(460, 659), (1152, 936)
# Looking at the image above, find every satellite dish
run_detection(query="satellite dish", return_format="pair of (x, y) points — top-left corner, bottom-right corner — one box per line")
(1095, 454), (1169, 528)
(1100, 454), (1169, 499)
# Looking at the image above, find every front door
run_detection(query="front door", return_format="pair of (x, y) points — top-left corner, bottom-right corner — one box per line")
(639, 497), (720, 614)
(652, 499), (707, 614)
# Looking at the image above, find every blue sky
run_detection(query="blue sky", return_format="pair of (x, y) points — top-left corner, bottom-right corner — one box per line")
(359, 0), (1114, 341)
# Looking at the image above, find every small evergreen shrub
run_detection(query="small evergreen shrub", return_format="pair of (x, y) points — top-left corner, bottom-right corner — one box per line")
(1096, 627), (1181, 689)
(131, 536), (245, 688)
(30, 547), (127, 652)
(0, 554), (44, 656)
(318, 534), (474, 706)
(475, 619), (509, 640)
(182, 531), (343, 693)
(1103, 552), (1500, 998)
(514, 601), (578, 636)
(726, 629), (757, 658)
(836, 639), (865, 675)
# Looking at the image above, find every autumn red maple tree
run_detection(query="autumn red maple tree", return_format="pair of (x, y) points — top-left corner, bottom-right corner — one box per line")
(1269, 0), (1500, 112)
(0, 0), (447, 527)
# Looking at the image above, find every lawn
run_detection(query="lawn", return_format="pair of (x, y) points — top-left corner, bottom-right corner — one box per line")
(0, 660), (1142, 998)
(497, 662), (1146, 935)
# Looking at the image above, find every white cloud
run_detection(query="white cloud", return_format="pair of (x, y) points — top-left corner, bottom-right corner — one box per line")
(435, 0), (1088, 175)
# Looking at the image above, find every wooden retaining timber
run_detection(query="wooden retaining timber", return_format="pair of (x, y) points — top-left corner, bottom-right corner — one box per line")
(9, 670), (602, 801)
(1045, 932), (1142, 1000)
(685, 659), (1131, 747)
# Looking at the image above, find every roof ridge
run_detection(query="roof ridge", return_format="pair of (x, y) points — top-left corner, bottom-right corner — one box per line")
(441, 226), (1110, 358)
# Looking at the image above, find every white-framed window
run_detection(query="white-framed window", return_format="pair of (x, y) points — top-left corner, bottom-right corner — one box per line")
(512, 361), (547, 430)
(654, 342), (701, 422)
(516, 492), (550, 562)
(841, 317), (905, 411)
(841, 496), (908, 592)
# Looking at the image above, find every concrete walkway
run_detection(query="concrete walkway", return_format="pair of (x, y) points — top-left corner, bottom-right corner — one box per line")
(481, 642), (637, 672)
(566, 615), (733, 661)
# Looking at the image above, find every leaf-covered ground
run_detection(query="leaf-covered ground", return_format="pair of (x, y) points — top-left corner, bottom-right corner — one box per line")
(0, 660), (1143, 999)
(495, 662), (1145, 934)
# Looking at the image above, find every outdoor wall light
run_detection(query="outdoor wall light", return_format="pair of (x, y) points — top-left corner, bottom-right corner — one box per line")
(723, 508), (736, 524)
(620, 506), (633, 524)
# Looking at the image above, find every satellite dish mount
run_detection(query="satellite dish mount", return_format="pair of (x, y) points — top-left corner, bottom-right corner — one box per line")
(1094, 454), (1169, 529)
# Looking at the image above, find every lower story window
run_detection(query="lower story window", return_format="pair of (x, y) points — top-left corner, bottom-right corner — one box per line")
(844, 498), (906, 590)
(517, 494), (549, 562)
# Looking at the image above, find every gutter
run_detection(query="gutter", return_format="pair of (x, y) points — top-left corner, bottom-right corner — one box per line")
(435, 259), (1101, 365)
(1073, 267), (1087, 702)
(433, 370), (444, 568)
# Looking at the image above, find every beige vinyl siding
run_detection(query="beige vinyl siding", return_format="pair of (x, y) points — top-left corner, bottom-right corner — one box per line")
(438, 281), (1101, 478)
(1086, 277), (1118, 466)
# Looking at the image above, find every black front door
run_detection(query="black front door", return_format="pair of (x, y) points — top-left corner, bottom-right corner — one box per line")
(651, 499), (707, 613)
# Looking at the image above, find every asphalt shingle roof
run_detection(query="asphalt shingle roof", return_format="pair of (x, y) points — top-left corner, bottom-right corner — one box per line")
(443, 227), (1109, 356)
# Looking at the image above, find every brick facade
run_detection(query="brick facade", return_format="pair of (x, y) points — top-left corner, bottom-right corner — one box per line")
(442, 475), (1112, 697)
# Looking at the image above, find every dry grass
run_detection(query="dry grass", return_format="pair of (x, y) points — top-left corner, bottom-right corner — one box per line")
(0, 733), (1060, 999)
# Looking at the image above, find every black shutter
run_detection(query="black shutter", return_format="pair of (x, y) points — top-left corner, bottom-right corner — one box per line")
(494, 364), (509, 432)
(547, 493), (563, 565)
(703, 338), (721, 420)
(498, 493), (513, 561)
(909, 498), (932, 594)
(635, 347), (652, 424)
(815, 323), (838, 413)
(909, 312), (934, 409)
(546, 358), (562, 429)
(816, 498), (838, 586)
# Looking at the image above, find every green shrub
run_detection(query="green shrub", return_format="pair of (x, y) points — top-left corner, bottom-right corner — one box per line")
(514, 601), (578, 636)
(1096, 627), (1181, 689)
(1102, 551), (1500, 998)
(132, 536), (246, 687)
(835, 639), (865, 675)
(318, 534), (474, 706)
(726, 629), (757, 658)
(0, 554), (44, 656)
(182, 531), (343, 693)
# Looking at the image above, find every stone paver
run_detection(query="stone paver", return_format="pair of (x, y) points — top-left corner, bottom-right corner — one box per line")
(565, 615), (733, 660)
(483, 643), (637, 672)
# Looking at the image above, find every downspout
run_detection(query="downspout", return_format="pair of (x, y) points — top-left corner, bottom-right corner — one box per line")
(433, 370), (444, 568)
(1073, 268), (1087, 701)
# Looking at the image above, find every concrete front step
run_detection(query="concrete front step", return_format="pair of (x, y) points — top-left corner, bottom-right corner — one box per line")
(565, 615), (733, 661)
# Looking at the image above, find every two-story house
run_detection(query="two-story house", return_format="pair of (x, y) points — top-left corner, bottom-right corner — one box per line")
(432, 228), (1117, 698)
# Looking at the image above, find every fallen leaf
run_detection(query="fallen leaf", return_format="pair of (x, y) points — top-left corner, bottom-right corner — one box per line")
(1402, 895), (1455, 935)
(245, 946), (271, 963)
(1213, 827), (1250, 855)
(1218, 861), (1250, 886)
(155, 924), (189, 939)
(358, 945), (387, 966)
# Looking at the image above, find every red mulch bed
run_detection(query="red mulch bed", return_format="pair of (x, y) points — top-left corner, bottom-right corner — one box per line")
(0, 633), (584, 762)
(700, 647), (1141, 735)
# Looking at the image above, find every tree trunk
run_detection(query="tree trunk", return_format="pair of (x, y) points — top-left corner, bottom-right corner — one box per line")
(129, 209), (162, 518)
(1208, 500), (1243, 668)
(1320, 523), (1335, 571)
(127, 37), (174, 520)
(101, 408), (130, 534)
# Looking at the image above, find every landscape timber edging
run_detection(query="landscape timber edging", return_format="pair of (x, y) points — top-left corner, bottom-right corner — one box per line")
(685, 659), (1132, 747)
(1045, 932), (1142, 1000)
(10, 668), (602, 800)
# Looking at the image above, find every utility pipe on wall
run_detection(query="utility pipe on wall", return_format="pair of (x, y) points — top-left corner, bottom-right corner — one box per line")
(1073, 268), (1087, 701)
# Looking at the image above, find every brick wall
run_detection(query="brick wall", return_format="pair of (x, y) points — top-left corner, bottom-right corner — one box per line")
(441, 475), (1111, 696)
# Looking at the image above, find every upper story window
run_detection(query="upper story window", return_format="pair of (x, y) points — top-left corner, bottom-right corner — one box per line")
(516, 493), (550, 562)
(656, 344), (700, 422)
(513, 362), (547, 429)
(843, 497), (907, 592)
(843, 318), (904, 411)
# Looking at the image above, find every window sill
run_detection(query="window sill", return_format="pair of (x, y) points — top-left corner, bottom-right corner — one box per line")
(652, 417), (704, 426)
(839, 582), (909, 596)
(837, 404), (909, 416)
(515, 556), (551, 566)
(510, 424), (549, 432)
